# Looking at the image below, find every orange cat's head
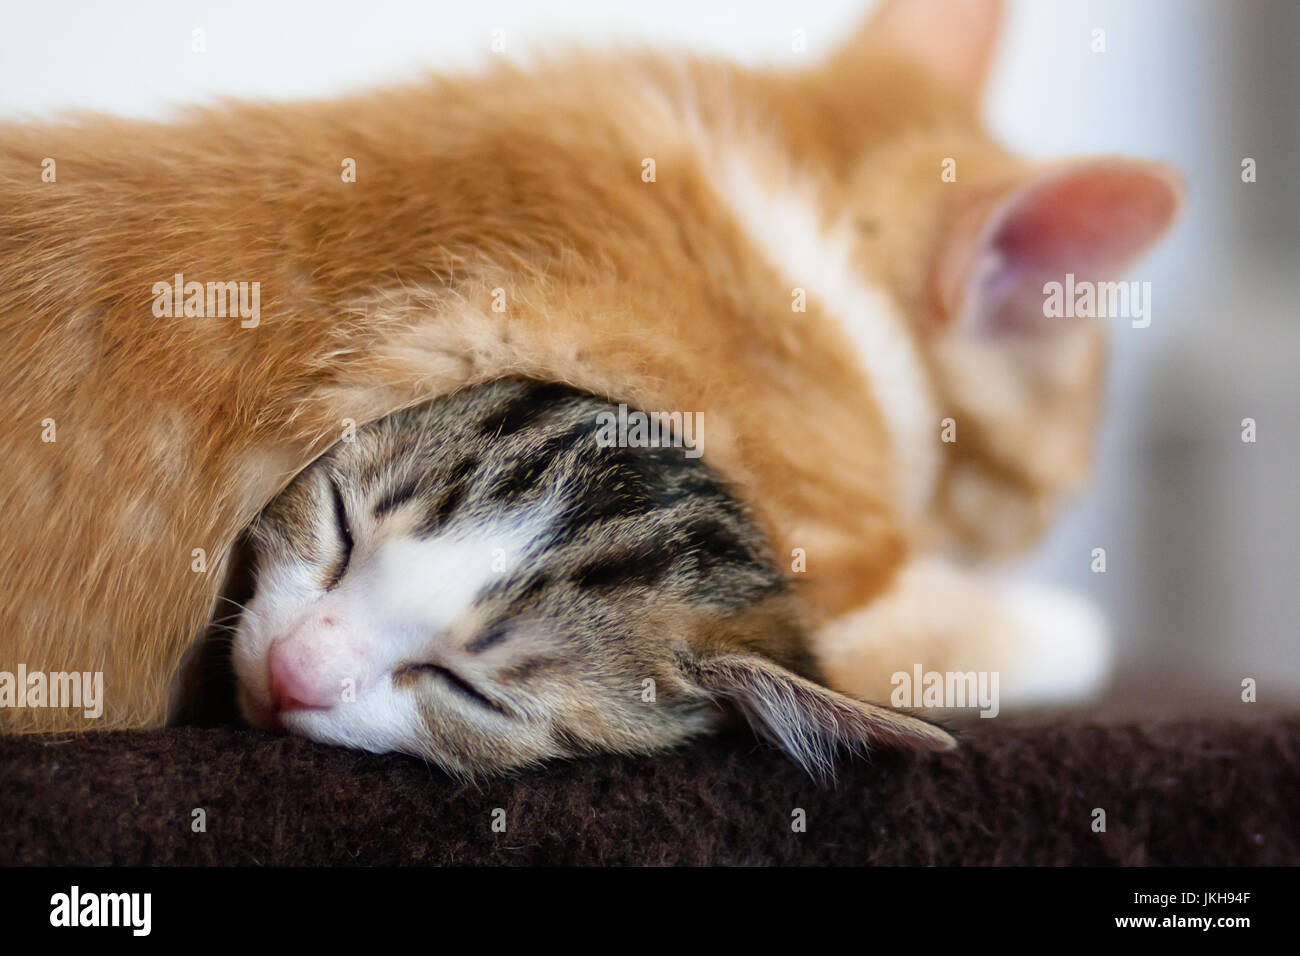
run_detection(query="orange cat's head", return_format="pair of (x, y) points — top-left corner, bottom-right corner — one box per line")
(786, 0), (1182, 556)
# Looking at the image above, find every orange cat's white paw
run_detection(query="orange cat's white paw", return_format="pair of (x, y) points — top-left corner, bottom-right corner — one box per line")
(997, 585), (1112, 708)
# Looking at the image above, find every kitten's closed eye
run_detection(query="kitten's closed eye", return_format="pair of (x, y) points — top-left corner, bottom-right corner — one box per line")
(396, 662), (513, 717)
(232, 379), (952, 777)
(325, 479), (353, 590)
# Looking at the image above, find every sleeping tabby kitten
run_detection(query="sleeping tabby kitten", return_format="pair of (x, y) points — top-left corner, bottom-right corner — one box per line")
(232, 379), (953, 777)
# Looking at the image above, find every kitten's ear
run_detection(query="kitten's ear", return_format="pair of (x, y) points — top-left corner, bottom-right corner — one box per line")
(850, 0), (1003, 103)
(693, 653), (956, 779)
(935, 159), (1184, 337)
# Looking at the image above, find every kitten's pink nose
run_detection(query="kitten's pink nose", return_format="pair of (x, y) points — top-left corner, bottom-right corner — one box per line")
(267, 615), (365, 713)
(268, 646), (337, 713)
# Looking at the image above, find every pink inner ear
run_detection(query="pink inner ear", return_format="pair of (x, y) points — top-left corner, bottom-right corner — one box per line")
(967, 162), (1181, 336)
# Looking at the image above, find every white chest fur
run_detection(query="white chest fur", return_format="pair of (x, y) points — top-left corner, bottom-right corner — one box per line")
(705, 143), (940, 517)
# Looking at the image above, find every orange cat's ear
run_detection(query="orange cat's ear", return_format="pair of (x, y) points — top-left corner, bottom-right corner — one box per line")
(934, 159), (1184, 336)
(692, 653), (956, 780)
(851, 0), (1003, 103)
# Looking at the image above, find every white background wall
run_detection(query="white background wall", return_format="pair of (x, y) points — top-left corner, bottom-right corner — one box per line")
(3, 1), (1296, 688)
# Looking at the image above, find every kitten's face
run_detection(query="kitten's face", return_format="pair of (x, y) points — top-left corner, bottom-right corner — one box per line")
(233, 454), (712, 776)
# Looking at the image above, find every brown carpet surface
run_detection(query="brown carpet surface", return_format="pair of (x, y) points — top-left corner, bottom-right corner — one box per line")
(2, 712), (1297, 866)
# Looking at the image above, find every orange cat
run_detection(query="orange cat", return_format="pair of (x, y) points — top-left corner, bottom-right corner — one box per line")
(0, 0), (1179, 734)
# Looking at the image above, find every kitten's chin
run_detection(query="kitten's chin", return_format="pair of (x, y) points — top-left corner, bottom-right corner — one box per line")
(267, 681), (428, 757)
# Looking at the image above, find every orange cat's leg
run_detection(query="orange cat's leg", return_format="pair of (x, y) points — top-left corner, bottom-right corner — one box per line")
(814, 557), (1112, 713)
